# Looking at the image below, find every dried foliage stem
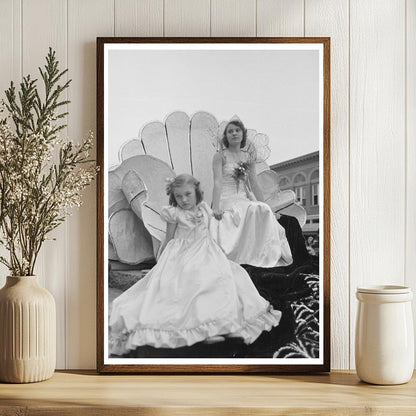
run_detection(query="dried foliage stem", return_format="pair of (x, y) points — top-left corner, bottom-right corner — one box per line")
(0, 48), (97, 276)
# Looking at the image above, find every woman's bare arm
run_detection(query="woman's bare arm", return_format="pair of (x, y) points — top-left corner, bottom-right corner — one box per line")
(248, 163), (264, 202)
(211, 152), (224, 219)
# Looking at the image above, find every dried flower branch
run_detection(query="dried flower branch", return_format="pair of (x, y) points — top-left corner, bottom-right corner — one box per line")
(0, 48), (97, 276)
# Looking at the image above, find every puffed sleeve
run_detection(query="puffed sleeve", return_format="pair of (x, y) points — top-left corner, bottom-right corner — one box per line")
(160, 205), (177, 223)
(199, 201), (213, 217)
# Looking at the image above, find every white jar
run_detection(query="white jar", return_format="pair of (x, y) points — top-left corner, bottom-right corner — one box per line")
(355, 285), (414, 385)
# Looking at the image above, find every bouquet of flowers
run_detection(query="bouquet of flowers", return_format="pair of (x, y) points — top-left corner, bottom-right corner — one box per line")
(231, 161), (250, 193)
(232, 161), (250, 183)
(0, 48), (97, 276)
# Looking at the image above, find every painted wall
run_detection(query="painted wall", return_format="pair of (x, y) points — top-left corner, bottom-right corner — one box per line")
(0, 0), (414, 370)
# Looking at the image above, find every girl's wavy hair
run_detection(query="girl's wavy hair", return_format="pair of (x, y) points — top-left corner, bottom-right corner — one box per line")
(166, 174), (204, 207)
(222, 120), (247, 149)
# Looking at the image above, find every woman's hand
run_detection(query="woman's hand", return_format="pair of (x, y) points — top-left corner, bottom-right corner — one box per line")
(213, 209), (223, 220)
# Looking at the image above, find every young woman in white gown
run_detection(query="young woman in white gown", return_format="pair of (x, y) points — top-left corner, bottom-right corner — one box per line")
(109, 174), (281, 355)
(211, 119), (293, 268)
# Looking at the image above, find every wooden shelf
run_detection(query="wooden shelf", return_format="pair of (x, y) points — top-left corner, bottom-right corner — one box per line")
(0, 370), (415, 415)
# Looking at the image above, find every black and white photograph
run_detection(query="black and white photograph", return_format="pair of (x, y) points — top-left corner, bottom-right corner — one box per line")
(97, 38), (330, 373)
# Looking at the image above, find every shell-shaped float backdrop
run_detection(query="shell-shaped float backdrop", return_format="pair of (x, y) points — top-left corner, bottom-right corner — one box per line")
(108, 111), (306, 265)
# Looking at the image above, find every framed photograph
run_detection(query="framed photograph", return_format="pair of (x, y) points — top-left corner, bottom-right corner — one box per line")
(97, 37), (330, 373)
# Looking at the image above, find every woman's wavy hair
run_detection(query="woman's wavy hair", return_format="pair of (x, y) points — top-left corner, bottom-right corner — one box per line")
(166, 174), (203, 207)
(222, 120), (247, 149)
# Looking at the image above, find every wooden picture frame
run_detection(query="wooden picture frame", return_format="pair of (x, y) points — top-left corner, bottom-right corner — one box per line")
(97, 37), (330, 373)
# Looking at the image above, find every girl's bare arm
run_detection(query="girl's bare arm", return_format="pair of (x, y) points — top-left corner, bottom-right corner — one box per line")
(158, 222), (177, 256)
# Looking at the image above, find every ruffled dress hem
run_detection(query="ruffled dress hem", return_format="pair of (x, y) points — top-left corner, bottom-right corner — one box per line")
(109, 305), (281, 355)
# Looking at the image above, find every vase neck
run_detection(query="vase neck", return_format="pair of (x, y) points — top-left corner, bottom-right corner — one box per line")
(5, 275), (39, 288)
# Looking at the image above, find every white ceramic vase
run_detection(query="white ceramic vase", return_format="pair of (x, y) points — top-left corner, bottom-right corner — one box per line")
(0, 276), (56, 383)
(355, 285), (414, 385)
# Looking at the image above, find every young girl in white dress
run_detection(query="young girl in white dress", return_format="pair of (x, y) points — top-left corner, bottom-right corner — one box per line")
(211, 119), (293, 268)
(109, 174), (281, 355)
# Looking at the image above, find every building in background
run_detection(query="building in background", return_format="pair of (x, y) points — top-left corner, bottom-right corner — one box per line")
(271, 151), (319, 244)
